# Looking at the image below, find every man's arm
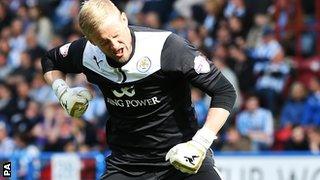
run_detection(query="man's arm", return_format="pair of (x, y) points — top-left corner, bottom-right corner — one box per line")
(204, 107), (230, 135)
(163, 33), (236, 174)
(43, 70), (66, 85)
(200, 73), (236, 136)
(41, 39), (92, 118)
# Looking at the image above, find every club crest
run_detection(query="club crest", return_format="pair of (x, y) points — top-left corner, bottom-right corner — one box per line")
(137, 56), (151, 73)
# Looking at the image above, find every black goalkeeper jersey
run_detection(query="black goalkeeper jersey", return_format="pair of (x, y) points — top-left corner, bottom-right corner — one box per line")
(42, 26), (236, 174)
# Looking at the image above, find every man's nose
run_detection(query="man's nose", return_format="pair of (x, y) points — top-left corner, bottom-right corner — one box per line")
(110, 39), (120, 50)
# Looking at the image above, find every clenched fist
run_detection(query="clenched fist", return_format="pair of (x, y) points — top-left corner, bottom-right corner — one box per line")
(52, 79), (92, 118)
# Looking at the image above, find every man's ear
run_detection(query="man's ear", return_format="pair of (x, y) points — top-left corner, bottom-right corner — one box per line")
(121, 12), (128, 25)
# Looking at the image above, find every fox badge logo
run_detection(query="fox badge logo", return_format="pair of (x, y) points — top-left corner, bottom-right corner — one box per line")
(137, 57), (151, 73)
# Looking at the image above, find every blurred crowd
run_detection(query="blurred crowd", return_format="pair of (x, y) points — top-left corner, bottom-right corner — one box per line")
(0, 0), (320, 164)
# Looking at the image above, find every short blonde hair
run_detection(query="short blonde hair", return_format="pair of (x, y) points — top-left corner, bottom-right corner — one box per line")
(79, 0), (120, 37)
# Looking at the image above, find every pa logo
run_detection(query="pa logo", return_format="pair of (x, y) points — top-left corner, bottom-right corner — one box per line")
(2, 162), (11, 177)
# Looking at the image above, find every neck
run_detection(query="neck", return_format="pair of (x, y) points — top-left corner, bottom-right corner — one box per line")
(127, 26), (135, 60)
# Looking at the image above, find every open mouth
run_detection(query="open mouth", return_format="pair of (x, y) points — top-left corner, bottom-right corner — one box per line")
(115, 48), (124, 58)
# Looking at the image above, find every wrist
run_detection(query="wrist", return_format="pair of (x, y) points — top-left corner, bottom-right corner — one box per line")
(52, 79), (69, 99)
(192, 126), (217, 150)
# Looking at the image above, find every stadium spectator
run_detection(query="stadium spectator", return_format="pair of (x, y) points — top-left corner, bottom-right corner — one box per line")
(246, 13), (270, 50)
(215, 25), (232, 46)
(202, 0), (224, 34)
(249, 26), (284, 63)
(224, 0), (247, 19)
(71, 117), (99, 150)
(14, 132), (40, 179)
(16, 5), (30, 31)
(280, 82), (307, 127)
(140, 0), (174, 25)
(44, 106), (74, 152)
(15, 79), (32, 114)
(0, 52), (12, 80)
(0, 36), (11, 54)
(201, 0), (225, 48)
(174, 0), (206, 20)
(143, 11), (162, 29)
(52, 0), (79, 33)
(13, 100), (41, 138)
(249, 27), (290, 113)
(165, 13), (189, 39)
(273, 81), (307, 150)
(29, 73), (57, 104)
(187, 26), (206, 50)
(307, 127), (320, 153)
(236, 95), (274, 151)
(228, 44), (255, 92)
(0, 121), (15, 155)
(25, 31), (46, 62)
(124, 0), (144, 25)
(228, 16), (246, 41)
(221, 126), (251, 151)
(273, 123), (292, 151)
(0, 2), (14, 31)
(10, 51), (35, 82)
(31, 103), (56, 150)
(0, 82), (17, 122)
(212, 43), (229, 61)
(302, 76), (320, 127)
(284, 126), (309, 151)
(8, 18), (27, 68)
(28, 5), (54, 49)
(254, 56), (290, 114)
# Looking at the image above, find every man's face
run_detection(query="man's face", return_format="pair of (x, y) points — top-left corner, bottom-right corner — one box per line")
(89, 12), (132, 63)
(0, 127), (6, 140)
(246, 97), (259, 111)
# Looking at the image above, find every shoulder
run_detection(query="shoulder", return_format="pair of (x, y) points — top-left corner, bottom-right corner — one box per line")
(161, 33), (199, 71)
(71, 37), (88, 46)
(129, 26), (189, 50)
(258, 108), (272, 116)
(163, 33), (189, 49)
(59, 37), (87, 55)
(131, 26), (172, 46)
(69, 37), (88, 52)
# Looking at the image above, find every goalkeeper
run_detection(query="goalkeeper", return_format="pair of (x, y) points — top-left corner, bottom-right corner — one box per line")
(41, 0), (236, 179)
